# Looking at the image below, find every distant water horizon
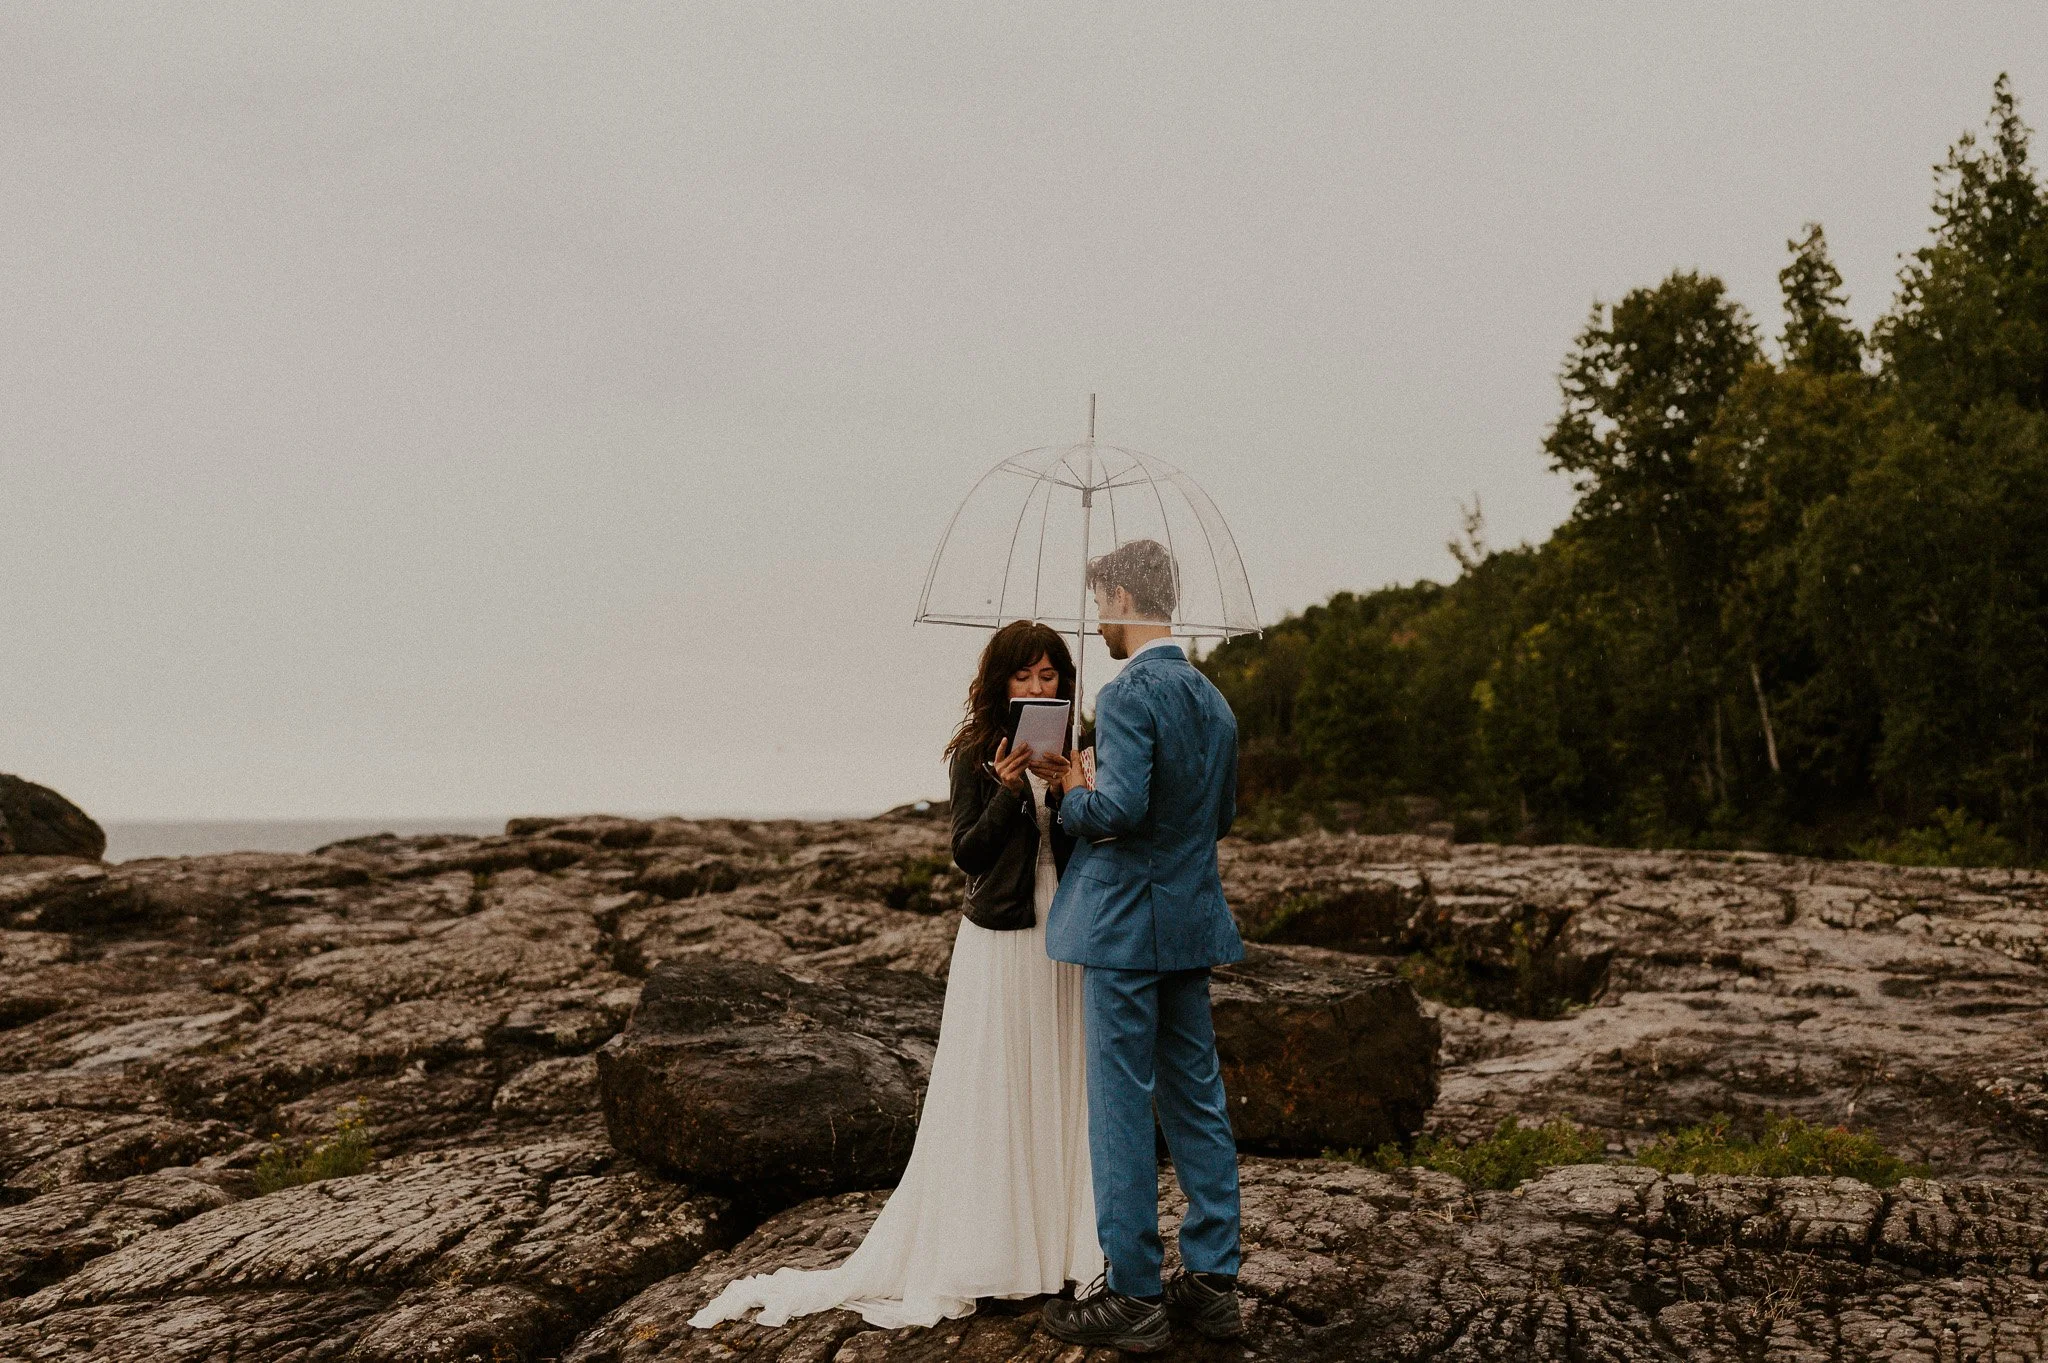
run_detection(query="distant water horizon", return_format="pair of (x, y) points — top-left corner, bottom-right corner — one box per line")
(100, 810), (879, 863)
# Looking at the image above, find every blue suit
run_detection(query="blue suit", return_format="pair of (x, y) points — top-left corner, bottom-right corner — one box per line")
(1049, 642), (1244, 1296)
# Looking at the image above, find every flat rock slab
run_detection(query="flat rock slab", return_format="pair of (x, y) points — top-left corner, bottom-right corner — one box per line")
(0, 1138), (732, 1363)
(0, 1166), (249, 1296)
(568, 1157), (2048, 1363)
(597, 959), (944, 1204)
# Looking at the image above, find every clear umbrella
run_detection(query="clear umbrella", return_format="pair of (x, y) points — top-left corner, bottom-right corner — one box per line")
(915, 401), (1260, 730)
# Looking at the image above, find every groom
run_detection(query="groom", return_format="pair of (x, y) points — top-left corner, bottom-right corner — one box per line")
(1041, 538), (1246, 1353)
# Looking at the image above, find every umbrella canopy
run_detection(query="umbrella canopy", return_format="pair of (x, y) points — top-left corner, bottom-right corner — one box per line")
(915, 435), (1259, 722)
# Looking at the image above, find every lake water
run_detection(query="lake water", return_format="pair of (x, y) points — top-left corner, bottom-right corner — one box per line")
(98, 810), (879, 862)
(102, 818), (510, 863)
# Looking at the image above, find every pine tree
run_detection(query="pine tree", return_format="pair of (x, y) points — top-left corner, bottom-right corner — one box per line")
(1778, 223), (1864, 374)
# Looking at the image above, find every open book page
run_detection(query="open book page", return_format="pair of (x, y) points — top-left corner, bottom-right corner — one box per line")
(1010, 700), (1069, 759)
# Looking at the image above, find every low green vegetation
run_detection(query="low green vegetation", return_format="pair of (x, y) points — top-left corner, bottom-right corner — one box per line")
(1395, 924), (1585, 1020)
(1342, 1113), (1924, 1190)
(1854, 808), (2023, 869)
(1243, 892), (1332, 945)
(1201, 79), (2048, 865)
(254, 1106), (376, 1194)
(1397, 943), (1479, 1010)
(1347, 1117), (1606, 1190)
(885, 853), (955, 914)
(1636, 1114), (1927, 1186)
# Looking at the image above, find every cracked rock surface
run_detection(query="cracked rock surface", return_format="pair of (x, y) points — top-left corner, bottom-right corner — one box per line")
(576, 1159), (2048, 1362)
(2, 809), (2044, 1360)
(1225, 835), (2048, 1177)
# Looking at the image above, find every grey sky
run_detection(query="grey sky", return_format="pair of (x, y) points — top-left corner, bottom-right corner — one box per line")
(4, 4), (2043, 821)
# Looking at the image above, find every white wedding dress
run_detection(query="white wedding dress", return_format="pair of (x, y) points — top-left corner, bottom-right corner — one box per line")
(690, 773), (1101, 1331)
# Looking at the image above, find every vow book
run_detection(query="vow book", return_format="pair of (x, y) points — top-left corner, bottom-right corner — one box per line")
(1005, 698), (1070, 758)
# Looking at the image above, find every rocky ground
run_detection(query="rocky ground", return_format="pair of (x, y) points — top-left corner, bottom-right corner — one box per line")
(0, 786), (2043, 1360)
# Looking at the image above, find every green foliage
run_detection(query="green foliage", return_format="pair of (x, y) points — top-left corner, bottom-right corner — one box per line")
(1854, 807), (2023, 868)
(1778, 222), (1865, 375)
(1877, 75), (2048, 426)
(1335, 1114), (1923, 1191)
(885, 853), (954, 914)
(1349, 1117), (1606, 1190)
(254, 1107), (375, 1194)
(1202, 78), (2048, 863)
(1397, 942), (1478, 1009)
(1636, 1115), (1926, 1187)
(1395, 921), (1581, 1018)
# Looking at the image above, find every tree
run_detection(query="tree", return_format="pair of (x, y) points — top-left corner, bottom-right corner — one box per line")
(1778, 223), (1865, 375)
(1544, 271), (1761, 537)
(1796, 405), (2048, 847)
(1199, 78), (2048, 863)
(1877, 74), (2048, 425)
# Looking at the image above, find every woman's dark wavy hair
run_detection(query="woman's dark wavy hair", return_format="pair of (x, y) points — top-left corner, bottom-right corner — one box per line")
(944, 620), (1076, 763)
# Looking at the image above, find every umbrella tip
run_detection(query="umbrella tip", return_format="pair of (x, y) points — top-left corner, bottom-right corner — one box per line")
(1087, 392), (1096, 441)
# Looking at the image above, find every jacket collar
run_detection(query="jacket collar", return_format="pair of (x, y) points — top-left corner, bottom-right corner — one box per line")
(1123, 637), (1186, 669)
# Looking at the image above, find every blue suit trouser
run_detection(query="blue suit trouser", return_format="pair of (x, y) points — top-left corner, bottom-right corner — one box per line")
(1083, 966), (1242, 1296)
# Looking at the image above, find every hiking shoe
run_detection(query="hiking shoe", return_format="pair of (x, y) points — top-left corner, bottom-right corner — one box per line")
(1041, 1277), (1171, 1353)
(1166, 1269), (1245, 1338)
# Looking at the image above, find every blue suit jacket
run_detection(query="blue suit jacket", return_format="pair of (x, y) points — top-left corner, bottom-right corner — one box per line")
(1047, 643), (1245, 973)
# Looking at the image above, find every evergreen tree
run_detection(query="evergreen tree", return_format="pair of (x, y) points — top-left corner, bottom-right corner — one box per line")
(1877, 74), (2047, 424)
(1778, 223), (1865, 374)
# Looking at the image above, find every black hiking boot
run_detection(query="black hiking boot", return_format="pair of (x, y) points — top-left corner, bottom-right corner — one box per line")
(1165, 1269), (1245, 1338)
(1041, 1276), (1171, 1353)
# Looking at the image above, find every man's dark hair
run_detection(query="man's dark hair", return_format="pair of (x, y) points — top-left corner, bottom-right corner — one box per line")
(1087, 538), (1179, 620)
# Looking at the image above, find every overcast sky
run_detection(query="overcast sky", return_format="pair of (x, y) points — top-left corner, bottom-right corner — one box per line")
(4, 3), (2044, 822)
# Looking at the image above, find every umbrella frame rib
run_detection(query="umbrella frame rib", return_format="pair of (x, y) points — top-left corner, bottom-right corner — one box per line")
(913, 438), (1261, 738)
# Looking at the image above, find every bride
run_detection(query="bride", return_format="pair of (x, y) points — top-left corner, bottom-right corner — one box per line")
(691, 619), (1100, 1330)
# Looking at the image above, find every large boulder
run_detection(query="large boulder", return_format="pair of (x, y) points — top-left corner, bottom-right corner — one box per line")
(596, 959), (944, 1206)
(596, 948), (1439, 1210)
(1212, 944), (1438, 1154)
(0, 775), (104, 860)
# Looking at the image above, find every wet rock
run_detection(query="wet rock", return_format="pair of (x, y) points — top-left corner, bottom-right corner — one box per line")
(1211, 945), (1438, 1153)
(1221, 835), (2048, 1178)
(0, 775), (105, 861)
(574, 1158), (2048, 1363)
(0, 862), (148, 932)
(0, 1166), (249, 1295)
(494, 1055), (601, 1121)
(2, 810), (2045, 1359)
(596, 959), (942, 1205)
(0, 1070), (244, 1198)
(561, 1188), (890, 1363)
(0, 1139), (732, 1361)
(597, 944), (1440, 1206)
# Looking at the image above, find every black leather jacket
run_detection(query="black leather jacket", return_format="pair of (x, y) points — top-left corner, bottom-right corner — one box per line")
(948, 746), (1074, 931)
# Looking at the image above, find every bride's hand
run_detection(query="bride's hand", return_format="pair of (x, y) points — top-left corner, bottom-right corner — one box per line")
(1025, 750), (1068, 785)
(990, 738), (1031, 794)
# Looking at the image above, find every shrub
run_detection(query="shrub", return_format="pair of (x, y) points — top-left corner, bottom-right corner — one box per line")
(885, 853), (955, 914)
(1232, 797), (1317, 844)
(1347, 1116), (1606, 1190)
(1244, 892), (1328, 945)
(1854, 808), (2023, 868)
(1636, 1114), (1925, 1186)
(1398, 942), (1479, 1009)
(254, 1107), (376, 1193)
(1339, 1113), (1925, 1191)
